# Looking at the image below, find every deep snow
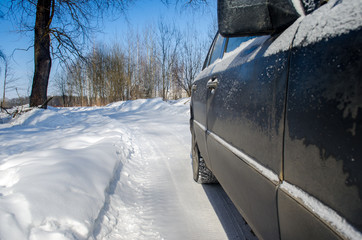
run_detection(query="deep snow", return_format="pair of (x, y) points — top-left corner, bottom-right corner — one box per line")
(0, 98), (253, 240)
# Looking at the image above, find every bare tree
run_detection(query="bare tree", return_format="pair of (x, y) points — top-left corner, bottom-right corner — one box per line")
(105, 44), (127, 102)
(141, 24), (159, 98)
(68, 59), (88, 106)
(177, 27), (206, 97)
(54, 73), (68, 106)
(0, 50), (17, 109)
(0, 49), (7, 108)
(157, 18), (181, 100)
(86, 44), (107, 105)
(5, 0), (131, 108)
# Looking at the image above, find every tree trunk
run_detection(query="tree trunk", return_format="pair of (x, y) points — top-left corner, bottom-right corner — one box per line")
(29, 0), (52, 108)
(2, 62), (7, 108)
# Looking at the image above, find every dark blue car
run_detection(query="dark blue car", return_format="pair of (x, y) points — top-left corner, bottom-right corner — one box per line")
(190, 0), (362, 239)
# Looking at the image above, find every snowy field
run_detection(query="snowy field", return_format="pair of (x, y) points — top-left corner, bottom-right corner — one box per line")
(0, 98), (254, 240)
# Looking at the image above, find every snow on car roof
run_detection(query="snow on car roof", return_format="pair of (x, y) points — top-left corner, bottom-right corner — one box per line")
(294, 0), (362, 47)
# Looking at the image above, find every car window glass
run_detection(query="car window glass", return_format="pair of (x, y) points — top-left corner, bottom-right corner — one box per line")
(203, 36), (216, 69)
(209, 34), (225, 66)
(225, 36), (256, 53)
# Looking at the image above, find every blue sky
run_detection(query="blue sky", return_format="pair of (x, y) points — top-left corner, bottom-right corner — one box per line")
(0, 0), (216, 99)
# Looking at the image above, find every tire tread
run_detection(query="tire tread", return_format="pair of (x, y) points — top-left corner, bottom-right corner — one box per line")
(197, 157), (218, 184)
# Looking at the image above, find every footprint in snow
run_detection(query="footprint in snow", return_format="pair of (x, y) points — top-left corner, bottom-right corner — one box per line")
(0, 168), (20, 196)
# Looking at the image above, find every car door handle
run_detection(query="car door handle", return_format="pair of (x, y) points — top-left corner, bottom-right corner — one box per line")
(206, 78), (218, 89)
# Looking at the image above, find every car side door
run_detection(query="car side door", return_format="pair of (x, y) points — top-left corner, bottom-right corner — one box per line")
(191, 33), (226, 168)
(205, 33), (296, 239)
(279, 1), (362, 238)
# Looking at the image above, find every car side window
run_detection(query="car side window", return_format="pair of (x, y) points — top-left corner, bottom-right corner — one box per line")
(225, 36), (255, 53)
(202, 33), (226, 69)
(208, 34), (225, 66)
(202, 34), (258, 70)
(202, 37), (215, 70)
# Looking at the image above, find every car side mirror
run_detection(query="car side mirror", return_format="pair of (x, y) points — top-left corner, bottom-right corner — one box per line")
(218, 0), (302, 37)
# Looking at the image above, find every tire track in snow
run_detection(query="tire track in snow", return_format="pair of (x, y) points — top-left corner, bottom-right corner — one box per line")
(92, 125), (163, 240)
(118, 117), (229, 240)
(94, 106), (256, 240)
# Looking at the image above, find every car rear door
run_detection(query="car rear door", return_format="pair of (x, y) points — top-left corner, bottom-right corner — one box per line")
(279, 1), (362, 238)
(205, 32), (296, 239)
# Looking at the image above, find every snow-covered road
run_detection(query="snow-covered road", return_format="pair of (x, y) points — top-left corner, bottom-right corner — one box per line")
(93, 99), (254, 240)
(0, 98), (255, 240)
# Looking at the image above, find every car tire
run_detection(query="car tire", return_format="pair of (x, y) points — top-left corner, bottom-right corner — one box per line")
(192, 135), (218, 184)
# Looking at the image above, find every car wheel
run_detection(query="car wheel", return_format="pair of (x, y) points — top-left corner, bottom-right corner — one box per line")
(192, 136), (218, 184)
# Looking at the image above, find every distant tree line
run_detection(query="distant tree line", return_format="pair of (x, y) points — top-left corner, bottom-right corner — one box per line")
(54, 21), (207, 107)
(1, 97), (29, 108)
(2, 0), (210, 108)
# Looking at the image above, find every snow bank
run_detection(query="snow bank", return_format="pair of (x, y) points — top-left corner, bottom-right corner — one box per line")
(108, 97), (190, 116)
(0, 98), (189, 239)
